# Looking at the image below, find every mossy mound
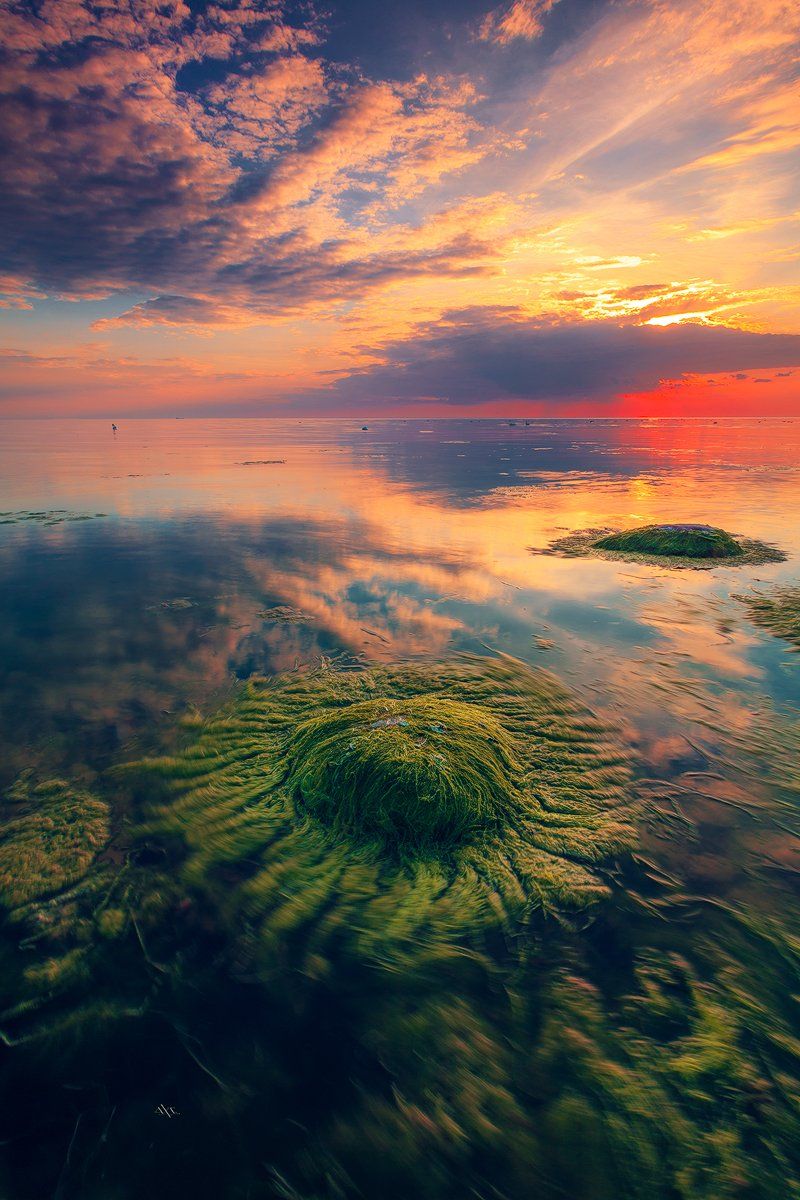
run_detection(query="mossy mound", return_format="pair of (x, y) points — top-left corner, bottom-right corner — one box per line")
(737, 585), (800, 650)
(137, 657), (637, 930)
(596, 524), (743, 559)
(0, 777), (109, 912)
(0, 658), (636, 1057)
(288, 696), (519, 853)
(0, 659), (641, 1200)
(541, 525), (785, 569)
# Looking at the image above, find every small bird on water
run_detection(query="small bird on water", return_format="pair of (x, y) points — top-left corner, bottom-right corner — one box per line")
(112, 423), (118, 432)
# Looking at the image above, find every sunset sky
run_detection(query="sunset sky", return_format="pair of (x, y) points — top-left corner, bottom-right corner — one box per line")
(1, 0), (798, 417)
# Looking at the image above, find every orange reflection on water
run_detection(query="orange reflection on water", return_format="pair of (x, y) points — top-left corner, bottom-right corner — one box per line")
(1, 417), (799, 732)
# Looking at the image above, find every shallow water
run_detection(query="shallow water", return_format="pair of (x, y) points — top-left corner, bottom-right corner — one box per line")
(1, 417), (800, 1198)
(1, 417), (799, 783)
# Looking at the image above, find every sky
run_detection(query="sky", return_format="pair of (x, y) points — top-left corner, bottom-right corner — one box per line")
(0, 0), (798, 417)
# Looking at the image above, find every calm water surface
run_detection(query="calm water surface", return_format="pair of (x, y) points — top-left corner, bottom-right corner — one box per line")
(1, 417), (799, 784)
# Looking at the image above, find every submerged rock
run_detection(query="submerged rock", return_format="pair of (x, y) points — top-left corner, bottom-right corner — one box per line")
(596, 523), (743, 559)
(140, 656), (637, 923)
(540, 523), (785, 568)
(289, 695), (517, 851)
(0, 660), (636, 1061)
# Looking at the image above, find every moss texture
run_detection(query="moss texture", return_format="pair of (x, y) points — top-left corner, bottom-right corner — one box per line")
(138, 656), (637, 929)
(596, 524), (743, 559)
(737, 585), (800, 650)
(1, 659), (799, 1200)
(288, 695), (518, 851)
(0, 776), (109, 911)
(541, 525), (785, 569)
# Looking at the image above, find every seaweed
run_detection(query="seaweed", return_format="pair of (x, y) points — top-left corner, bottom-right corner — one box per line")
(737, 585), (800, 650)
(596, 524), (743, 559)
(540, 524), (785, 569)
(1, 659), (799, 1199)
(0, 777), (109, 912)
(0, 510), (107, 526)
(135, 656), (637, 931)
(258, 605), (314, 623)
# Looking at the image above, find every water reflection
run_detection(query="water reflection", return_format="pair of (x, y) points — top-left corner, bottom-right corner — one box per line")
(1, 418), (799, 788)
(2, 418), (800, 1198)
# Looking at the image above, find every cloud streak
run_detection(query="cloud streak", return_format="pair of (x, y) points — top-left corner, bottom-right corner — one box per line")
(305, 310), (800, 409)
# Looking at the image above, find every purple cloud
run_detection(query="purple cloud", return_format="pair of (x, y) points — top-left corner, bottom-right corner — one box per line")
(296, 311), (800, 408)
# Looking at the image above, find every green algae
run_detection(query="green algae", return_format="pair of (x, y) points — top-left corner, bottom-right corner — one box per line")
(521, 940), (800, 1200)
(96, 906), (127, 939)
(597, 524), (743, 559)
(0, 657), (636, 1059)
(542, 524), (785, 569)
(0, 776), (109, 912)
(288, 696), (519, 851)
(1, 660), (800, 1199)
(737, 584), (800, 650)
(135, 656), (637, 930)
(146, 596), (197, 611)
(0, 510), (107, 526)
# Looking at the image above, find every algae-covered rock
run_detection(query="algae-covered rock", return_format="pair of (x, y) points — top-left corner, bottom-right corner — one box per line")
(138, 656), (637, 936)
(596, 524), (743, 559)
(288, 695), (518, 852)
(258, 604), (313, 623)
(541, 524), (785, 569)
(0, 659), (641, 1200)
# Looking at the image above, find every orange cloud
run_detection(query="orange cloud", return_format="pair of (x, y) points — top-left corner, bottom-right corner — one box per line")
(479, 0), (561, 44)
(2, 0), (800, 413)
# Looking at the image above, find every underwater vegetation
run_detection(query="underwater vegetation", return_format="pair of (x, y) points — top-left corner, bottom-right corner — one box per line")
(146, 596), (198, 612)
(737, 584), (800, 650)
(258, 604), (314, 623)
(0, 510), (107, 526)
(0, 657), (799, 1199)
(0, 776), (109, 911)
(134, 656), (638, 937)
(541, 524), (785, 569)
